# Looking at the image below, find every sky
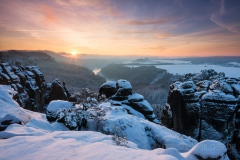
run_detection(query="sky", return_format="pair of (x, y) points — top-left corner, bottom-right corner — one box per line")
(0, 0), (239, 57)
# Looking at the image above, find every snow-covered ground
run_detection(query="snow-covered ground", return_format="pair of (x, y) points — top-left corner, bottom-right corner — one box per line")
(0, 85), (229, 160)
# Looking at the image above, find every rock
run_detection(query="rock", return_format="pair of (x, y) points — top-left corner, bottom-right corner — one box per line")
(201, 90), (237, 143)
(128, 100), (153, 115)
(25, 66), (45, 89)
(45, 79), (68, 104)
(1, 114), (21, 126)
(0, 63), (46, 112)
(99, 80), (159, 123)
(185, 140), (228, 160)
(128, 93), (144, 102)
(196, 80), (212, 91)
(115, 79), (132, 96)
(46, 100), (73, 121)
(0, 85), (31, 131)
(98, 81), (117, 98)
(0, 72), (11, 85)
(163, 69), (239, 144)
(209, 79), (233, 95)
(160, 104), (172, 128)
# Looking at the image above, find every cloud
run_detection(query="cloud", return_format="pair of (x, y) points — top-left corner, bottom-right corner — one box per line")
(38, 5), (58, 24)
(142, 44), (166, 51)
(116, 30), (153, 34)
(210, 0), (240, 33)
(123, 18), (174, 25)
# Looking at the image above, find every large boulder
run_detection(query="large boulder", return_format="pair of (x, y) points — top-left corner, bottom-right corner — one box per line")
(45, 79), (68, 104)
(98, 81), (117, 98)
(46, 100), (73, 121)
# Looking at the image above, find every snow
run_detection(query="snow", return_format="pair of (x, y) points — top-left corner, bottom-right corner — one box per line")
(0, 85), (30, 125)
(47, 100), (74, 117)
(202, 90), (236, 102)
(128, 93), (144, 102)
(0, 85), (229, 160)
(182, 140), (228, 160)
(130, 100), (154, 112)
(95, 103), (196, 151)
(102, 80), (117, 88)
(47, 100), (74, 119)
(117, 79), (132, 90)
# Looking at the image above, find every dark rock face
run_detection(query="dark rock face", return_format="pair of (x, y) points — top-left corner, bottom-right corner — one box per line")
(0, 114), (21, 131)
(0, 62), (46, 112)
(45, 79), (68, 104)
(162, 69), (239, 145)
(99, 79), (159, 123)
(167, 81), (201, 137)
(98, 81), (117, 99)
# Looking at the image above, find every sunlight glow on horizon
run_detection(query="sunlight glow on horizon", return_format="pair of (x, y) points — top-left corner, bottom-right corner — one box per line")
(71, 51), (77, 56)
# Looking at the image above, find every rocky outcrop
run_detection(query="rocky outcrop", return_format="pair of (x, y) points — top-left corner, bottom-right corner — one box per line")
(0, 85), (31, 131)
(162, 69), (239, 145)
(98, 81), (117, 99)
(45, 79), (69, 104)
(99, 79), (159, 123)
(0, 62), (46, 112)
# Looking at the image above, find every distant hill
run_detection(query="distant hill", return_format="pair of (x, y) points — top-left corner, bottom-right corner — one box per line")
(43, 51), (133, 70)
(180, 56), (240, 64)
(0, 50), (106, 92)
(100, 63), (168, 85)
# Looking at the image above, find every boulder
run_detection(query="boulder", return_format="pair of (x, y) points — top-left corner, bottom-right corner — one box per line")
(116, 79), (132, 96)
(209, 79), (234, 95)
(46, 100), (73, 121)
(98, 81), (117, 98)
(45, 79), (68, 104)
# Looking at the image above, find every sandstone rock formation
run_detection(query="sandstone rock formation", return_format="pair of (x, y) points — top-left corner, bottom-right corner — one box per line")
(0, 62), (46, 112)
(162, 69), (239, 145)
(99, 79), (159, 123)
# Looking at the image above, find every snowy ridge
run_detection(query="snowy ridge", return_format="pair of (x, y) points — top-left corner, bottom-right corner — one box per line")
(0, 85), (229, 159)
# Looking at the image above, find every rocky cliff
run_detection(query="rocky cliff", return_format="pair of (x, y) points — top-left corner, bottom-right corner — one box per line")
(161, 69), (240, 146)
(0, 62), (46, 112)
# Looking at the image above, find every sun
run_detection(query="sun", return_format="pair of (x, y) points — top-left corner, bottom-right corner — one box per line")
(71, 51), (77, 56)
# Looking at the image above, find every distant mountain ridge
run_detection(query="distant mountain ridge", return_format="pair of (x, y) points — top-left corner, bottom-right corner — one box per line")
(0, 50), (106, 92)
(180, 56), (240, 64)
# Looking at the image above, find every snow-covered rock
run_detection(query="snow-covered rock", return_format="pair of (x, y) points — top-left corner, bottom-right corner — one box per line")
(0, 85), (31, 131)
(46, 100), (74, 121)
(0, 85), (229, 160)
(128, 93), (144, 102)
(99, 79), (159, 123)
(209, 79), (234, 94)
(162, 69), (239, 147)
(0, 63), (47, 112)
(98, 81), (117, 98)
(89, 102), (197, 151)
(183, 140), (228, 160)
